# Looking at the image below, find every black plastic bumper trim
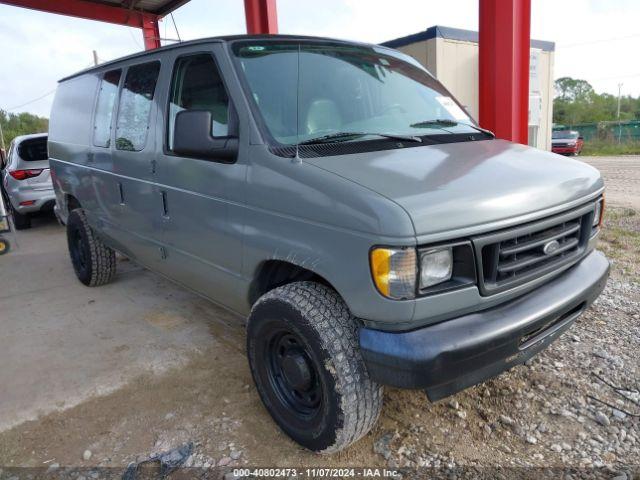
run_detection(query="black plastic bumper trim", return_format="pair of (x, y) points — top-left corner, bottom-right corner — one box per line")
(359, 250), (610, 401)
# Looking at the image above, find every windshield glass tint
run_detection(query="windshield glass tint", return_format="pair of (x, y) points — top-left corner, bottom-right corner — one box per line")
(231, 41), (477, 145)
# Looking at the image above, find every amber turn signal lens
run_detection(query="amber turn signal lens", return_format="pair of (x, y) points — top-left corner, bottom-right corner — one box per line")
(370, 247), (417, 300)
(593, 196), (605, 228)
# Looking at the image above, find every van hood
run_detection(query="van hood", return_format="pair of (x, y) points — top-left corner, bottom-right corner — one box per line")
(304, 139), (603, 238)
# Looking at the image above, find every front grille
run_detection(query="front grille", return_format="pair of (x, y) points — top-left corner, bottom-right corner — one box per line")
(473, 203), (596, 295)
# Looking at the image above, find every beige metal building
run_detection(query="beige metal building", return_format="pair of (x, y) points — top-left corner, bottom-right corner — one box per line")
(383, 26), (555, 150)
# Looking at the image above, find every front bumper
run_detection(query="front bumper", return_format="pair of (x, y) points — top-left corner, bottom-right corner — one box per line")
(552, 146), (579, 154)
(359, 250), (610, 401)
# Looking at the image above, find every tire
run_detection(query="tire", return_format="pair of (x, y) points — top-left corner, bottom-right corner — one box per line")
(66, 209), (116, 286)
(247, 281), (383, 453)
(0, 237), (9, 255)
(11, 207), (31, 230)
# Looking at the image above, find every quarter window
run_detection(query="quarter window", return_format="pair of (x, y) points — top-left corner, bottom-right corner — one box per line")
(167, 54), (229, 151)
(116, 61), (161, 151)
(93, 69), (121, 147)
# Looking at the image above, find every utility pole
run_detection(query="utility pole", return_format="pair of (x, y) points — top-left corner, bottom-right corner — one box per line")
(617, 83), (623, 143)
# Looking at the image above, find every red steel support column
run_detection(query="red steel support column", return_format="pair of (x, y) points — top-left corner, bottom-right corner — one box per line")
(244, 0), (278, 34)
(479, 0), (531, 144)
(142, 15), (161, 50)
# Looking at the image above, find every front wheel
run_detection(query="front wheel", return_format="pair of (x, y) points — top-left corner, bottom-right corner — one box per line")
(247, 282), (383, 453)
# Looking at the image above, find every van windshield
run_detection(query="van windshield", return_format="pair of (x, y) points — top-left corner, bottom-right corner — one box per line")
(231, 41), (482, 146)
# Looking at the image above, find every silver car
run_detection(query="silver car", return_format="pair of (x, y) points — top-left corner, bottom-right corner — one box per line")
(1, 133), (54, 229)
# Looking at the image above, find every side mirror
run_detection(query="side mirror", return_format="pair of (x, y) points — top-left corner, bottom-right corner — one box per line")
(173, 110), (238, 162)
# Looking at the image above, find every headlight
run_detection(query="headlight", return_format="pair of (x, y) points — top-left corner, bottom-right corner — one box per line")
(593, 197), (605, 227)
(419, 247), (453, 288)
(370, 242), (476, 299)
(370, 247), (416, 299)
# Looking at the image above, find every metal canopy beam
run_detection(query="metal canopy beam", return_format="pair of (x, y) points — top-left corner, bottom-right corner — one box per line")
(479, 0), (531, 144)
(0, 0), (157, 28)
(1, 0), (281, 49)
(244, 0), (278, 35)
(0, 0), (162, 48)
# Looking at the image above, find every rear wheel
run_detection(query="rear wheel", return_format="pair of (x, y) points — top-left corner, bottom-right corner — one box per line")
(247, 282), (383, 453)
(11, 207), (31, 230)
(66, 209), (116, 286)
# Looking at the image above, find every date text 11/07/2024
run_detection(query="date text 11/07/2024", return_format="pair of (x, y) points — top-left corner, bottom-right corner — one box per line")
(231, 468), (400, 477)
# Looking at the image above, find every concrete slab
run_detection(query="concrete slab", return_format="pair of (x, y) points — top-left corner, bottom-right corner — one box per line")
(0, 215), (243, 432)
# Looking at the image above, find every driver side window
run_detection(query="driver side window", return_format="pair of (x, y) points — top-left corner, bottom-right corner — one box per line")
(167, 53), (229, 151)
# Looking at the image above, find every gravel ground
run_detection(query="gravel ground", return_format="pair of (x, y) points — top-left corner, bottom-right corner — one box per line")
(581, 156), (640, 210)
(0, 201), (638, 477)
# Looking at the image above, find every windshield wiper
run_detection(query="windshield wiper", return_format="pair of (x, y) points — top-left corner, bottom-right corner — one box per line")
(410, 119), (495, 138)
(298, 131), (422, 145)
(410, 119), (459, 128)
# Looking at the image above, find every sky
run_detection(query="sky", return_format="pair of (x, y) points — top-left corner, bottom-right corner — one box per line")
(0, 0), (639, 118)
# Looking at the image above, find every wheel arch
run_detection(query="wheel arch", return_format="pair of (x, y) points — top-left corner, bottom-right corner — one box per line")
(66, 194), (81, 212)
(249, 259), (337, 307)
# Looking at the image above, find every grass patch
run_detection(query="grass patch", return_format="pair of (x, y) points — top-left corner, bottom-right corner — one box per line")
(581, 140), (640, 156)
(599, 207), (640, 260)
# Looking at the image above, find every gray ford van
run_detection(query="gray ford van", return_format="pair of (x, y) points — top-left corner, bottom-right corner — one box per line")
(49, 35), (609, 453)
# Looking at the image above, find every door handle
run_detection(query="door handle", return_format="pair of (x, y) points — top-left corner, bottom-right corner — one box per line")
(160, 190), (169, 218)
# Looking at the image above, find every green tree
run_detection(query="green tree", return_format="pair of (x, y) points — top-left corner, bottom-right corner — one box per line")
(553, 77), (640, 125)
(0, 110), (49, 150)
(554, 77), (595, 102)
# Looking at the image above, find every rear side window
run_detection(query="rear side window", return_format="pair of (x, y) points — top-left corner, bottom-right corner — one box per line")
(167, 54), (229, 151)
(18, 137), (48, 161)
(116, 61), (161, 151)
(93, 69), (122, 147)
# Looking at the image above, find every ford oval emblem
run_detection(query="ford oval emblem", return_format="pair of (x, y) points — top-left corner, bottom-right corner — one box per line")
(543, 239), (560, 255)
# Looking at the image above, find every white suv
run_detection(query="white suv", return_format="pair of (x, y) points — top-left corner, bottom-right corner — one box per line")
(1, 133), (54, 229)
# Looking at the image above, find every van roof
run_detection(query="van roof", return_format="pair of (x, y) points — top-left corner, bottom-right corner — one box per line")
(59, 34), (382, 82)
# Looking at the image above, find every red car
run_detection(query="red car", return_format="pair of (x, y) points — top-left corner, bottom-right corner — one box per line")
(552, 130), (584, 155)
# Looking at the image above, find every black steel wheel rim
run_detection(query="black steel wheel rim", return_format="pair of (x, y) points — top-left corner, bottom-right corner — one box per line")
(264, 327), (322, 419)
(70, 227), (89, 275)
